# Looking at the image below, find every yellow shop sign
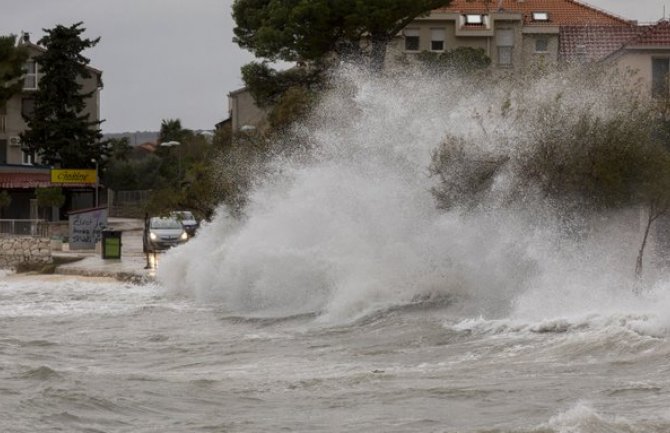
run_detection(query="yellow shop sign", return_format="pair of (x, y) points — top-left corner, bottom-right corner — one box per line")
(51, 169), (97, 184)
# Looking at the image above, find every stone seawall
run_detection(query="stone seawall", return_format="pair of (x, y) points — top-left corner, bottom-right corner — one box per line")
(0, 236), (52, 270)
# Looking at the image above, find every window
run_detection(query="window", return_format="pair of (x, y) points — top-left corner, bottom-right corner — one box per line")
(21, 97), (35, 119)
(431, 28), (445, 51)
(0, 140), (6, 164)
(404, 29), (420, 51)
(532, 12), (550, 21)
(22, 149), (33, 166)
(535, 37), (549, 53)
(652, 58), (670, 98)
(496, 29), (514, 66)
(23, 61), (38, 89)
(464, 14), (484, 25)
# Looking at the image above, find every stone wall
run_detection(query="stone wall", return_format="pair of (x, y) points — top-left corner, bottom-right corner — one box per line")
(0, 236), (52, 270)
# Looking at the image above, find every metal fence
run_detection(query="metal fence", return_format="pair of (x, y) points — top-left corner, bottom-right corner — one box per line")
(108, 189), (151, 218)
(0, 219), (49, 237)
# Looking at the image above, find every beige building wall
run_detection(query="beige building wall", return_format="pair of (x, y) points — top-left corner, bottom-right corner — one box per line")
(611, 51), (666, 97)
(0, 43), (102, 166)
(228, 88), (269, 133)
(521, 30), (560, 67)
(387, 13), (558, 71)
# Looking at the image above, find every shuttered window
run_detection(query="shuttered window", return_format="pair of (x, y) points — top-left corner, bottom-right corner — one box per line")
(404, 29), (420, 51)
(496, 29), (514, 66)
(652, 58), (670, 98)
(23, 61), (38, 89)
(431, 28), (445, 51)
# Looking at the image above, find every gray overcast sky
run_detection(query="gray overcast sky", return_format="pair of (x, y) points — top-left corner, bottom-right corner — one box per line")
(1, 0), (254, 133)
(0, 1), (668, 133)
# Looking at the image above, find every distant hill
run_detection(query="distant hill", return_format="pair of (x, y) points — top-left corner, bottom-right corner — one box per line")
(104, 131), (159, 146)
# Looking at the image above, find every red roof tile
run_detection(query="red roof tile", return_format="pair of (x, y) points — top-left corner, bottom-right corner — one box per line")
(560, 25), (642, 62)
(434, 0), (633, 26)
(625, 20), (670, 46)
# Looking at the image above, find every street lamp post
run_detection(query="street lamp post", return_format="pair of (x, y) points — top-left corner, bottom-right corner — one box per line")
(160, 140), (182, 179)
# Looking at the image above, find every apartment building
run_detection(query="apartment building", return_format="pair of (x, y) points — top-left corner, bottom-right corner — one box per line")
(0, 34), (103, 219)
(389, 0), (635, 69)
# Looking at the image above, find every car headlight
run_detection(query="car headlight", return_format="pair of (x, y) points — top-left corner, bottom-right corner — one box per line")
(149, 232), (157, 240)
(180, 231), (188, 240)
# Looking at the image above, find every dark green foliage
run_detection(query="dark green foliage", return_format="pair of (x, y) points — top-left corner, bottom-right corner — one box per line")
(0, 190), (11, 208)
(268, 85), (314, 131)
(241, 62), (321, 108)
(103, 155), (162, 191)
(518, 104), (664, 211)
(107, 137), (132, 162)
(429, 68), (670, 277)
(137, 120), (225, 221)
(158, 118), (190, 144)
(0, 35), (28, 106)
(212, 122), (232, 151)
(418, 47), (491, 74)
(145, 160), (222, 222)
(430, 136), (507, 210)
(232, 0), (453, 69)
(241, 63), (320, 135)
(20, 22), (105, 168)
(432, 91), (670, 213)
(233, 0), (342, 63)
(35, 187), (65, 208)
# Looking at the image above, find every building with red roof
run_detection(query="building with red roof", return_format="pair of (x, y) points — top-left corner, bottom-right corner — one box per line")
(603, 20), (670, 97)
(559, 25), (643, 63)
(432, 0), (632, 26)
(389, 0), (638, 69)
(0, 33), (103, 221)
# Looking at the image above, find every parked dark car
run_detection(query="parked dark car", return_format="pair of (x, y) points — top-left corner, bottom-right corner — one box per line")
(171, 210), (199, 237)
(143, 216), (188, 253)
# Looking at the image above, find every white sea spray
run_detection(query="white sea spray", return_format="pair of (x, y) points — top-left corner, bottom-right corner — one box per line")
(159, 65), (670, 333)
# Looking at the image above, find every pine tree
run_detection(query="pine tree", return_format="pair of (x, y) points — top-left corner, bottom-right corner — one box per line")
(20, 22), (106, 168)
(232, 0), (453, 70)
(0, 34), (28, 107)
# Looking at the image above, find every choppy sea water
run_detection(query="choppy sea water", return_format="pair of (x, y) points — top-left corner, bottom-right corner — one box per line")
(2, 273), (670, 433)
(7, 66), (670, 432)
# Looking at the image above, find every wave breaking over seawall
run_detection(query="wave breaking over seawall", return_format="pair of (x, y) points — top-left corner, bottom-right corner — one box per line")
(158, 65), (670, 328)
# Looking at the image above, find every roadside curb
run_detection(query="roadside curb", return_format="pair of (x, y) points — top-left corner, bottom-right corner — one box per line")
(53, 266), (154, 284)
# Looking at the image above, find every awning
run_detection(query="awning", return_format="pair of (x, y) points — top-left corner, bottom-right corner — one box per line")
(0, 172), (92, 189)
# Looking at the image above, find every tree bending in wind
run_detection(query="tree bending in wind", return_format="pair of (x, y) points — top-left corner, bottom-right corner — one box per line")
(429, 66), (670, 279)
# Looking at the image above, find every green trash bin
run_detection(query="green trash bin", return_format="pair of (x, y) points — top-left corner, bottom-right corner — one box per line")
(101, 230), (122, 259)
